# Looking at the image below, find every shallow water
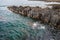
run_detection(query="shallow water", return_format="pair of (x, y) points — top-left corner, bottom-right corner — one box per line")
(0, 6), (59, 40)
(0, 6), (45, 40)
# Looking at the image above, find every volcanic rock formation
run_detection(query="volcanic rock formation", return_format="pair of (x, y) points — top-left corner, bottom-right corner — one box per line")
(7, 5), (60, 30)
(29, 0), (60, 2)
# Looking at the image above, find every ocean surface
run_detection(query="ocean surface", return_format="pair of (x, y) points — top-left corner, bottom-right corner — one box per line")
(0, 0), (60, 39)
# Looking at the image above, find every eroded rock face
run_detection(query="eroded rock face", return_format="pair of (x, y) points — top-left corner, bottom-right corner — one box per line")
(47, 4), (60, 9)
(29, 0), (60, 2)
(18, 6), (24, 14)
(45, 0), (60, 2)
(7, 6), (60, 30)
(22, 6), (31, 16)
(40, 8), (51, 23)
(28, 7), (42, 19)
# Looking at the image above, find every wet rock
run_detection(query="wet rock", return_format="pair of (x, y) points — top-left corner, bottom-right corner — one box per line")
(18, 6), (24, 14)
(7, 6), (60, 30)
(7, 6), (19, 13)
(45, 0), (60, 2)
(30, 0), (60, 2)
(40, 8), (51, 23)
(50, 15), (59, 26)
(28, 7), (42, 19)
(22, 6), (31, 16)
(47, 4), (60, 9)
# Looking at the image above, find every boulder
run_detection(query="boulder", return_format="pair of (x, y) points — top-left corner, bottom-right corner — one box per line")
(28, 7), (42, 19)
(47, 4), (60, 9)
(40, 7), (51, 23)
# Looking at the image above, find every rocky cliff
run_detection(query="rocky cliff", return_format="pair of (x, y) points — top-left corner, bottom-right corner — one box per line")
(45, 0), (60, 2)
(7, 5), (60, 30)
(29, 0), (60, 2)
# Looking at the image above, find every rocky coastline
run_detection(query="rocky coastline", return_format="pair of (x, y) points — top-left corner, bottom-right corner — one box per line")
(29, 0), (60, 2)
(43, 0), (60, 2)
(7, 4), (60, 30)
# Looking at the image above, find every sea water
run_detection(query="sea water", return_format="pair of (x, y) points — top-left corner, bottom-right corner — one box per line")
(0, 6), (45, 40)
(0, 6), (59, 40)
(0, 3), (60, 40)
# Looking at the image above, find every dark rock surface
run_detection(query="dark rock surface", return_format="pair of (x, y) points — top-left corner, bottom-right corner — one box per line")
(29, 0), (60, 2)
(7, 5), (60, 30)
(45, 0), (60, 2)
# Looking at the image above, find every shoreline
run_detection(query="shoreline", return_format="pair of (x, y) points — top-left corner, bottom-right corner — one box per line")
(7, 5), (60, 30)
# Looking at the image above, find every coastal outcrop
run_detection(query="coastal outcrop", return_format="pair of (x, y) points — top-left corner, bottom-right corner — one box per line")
(45, 0), (60, 2)
(7, 5), (60, 30)
(29, 0), (60, 2)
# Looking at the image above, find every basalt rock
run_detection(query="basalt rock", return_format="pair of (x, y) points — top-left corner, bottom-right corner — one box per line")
(45, 0), (60, 2)
(47, 4), (60, 9)
(29, 0), (60, 2)
(22, 6), (31, 16)
(28, 7), (42, 19)
(7, 6), (60, 30)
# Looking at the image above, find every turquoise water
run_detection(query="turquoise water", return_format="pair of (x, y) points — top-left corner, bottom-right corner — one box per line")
(1, 6), (59, 40)
(0, 0), (60, 39)
(0, 7), (47, 40)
